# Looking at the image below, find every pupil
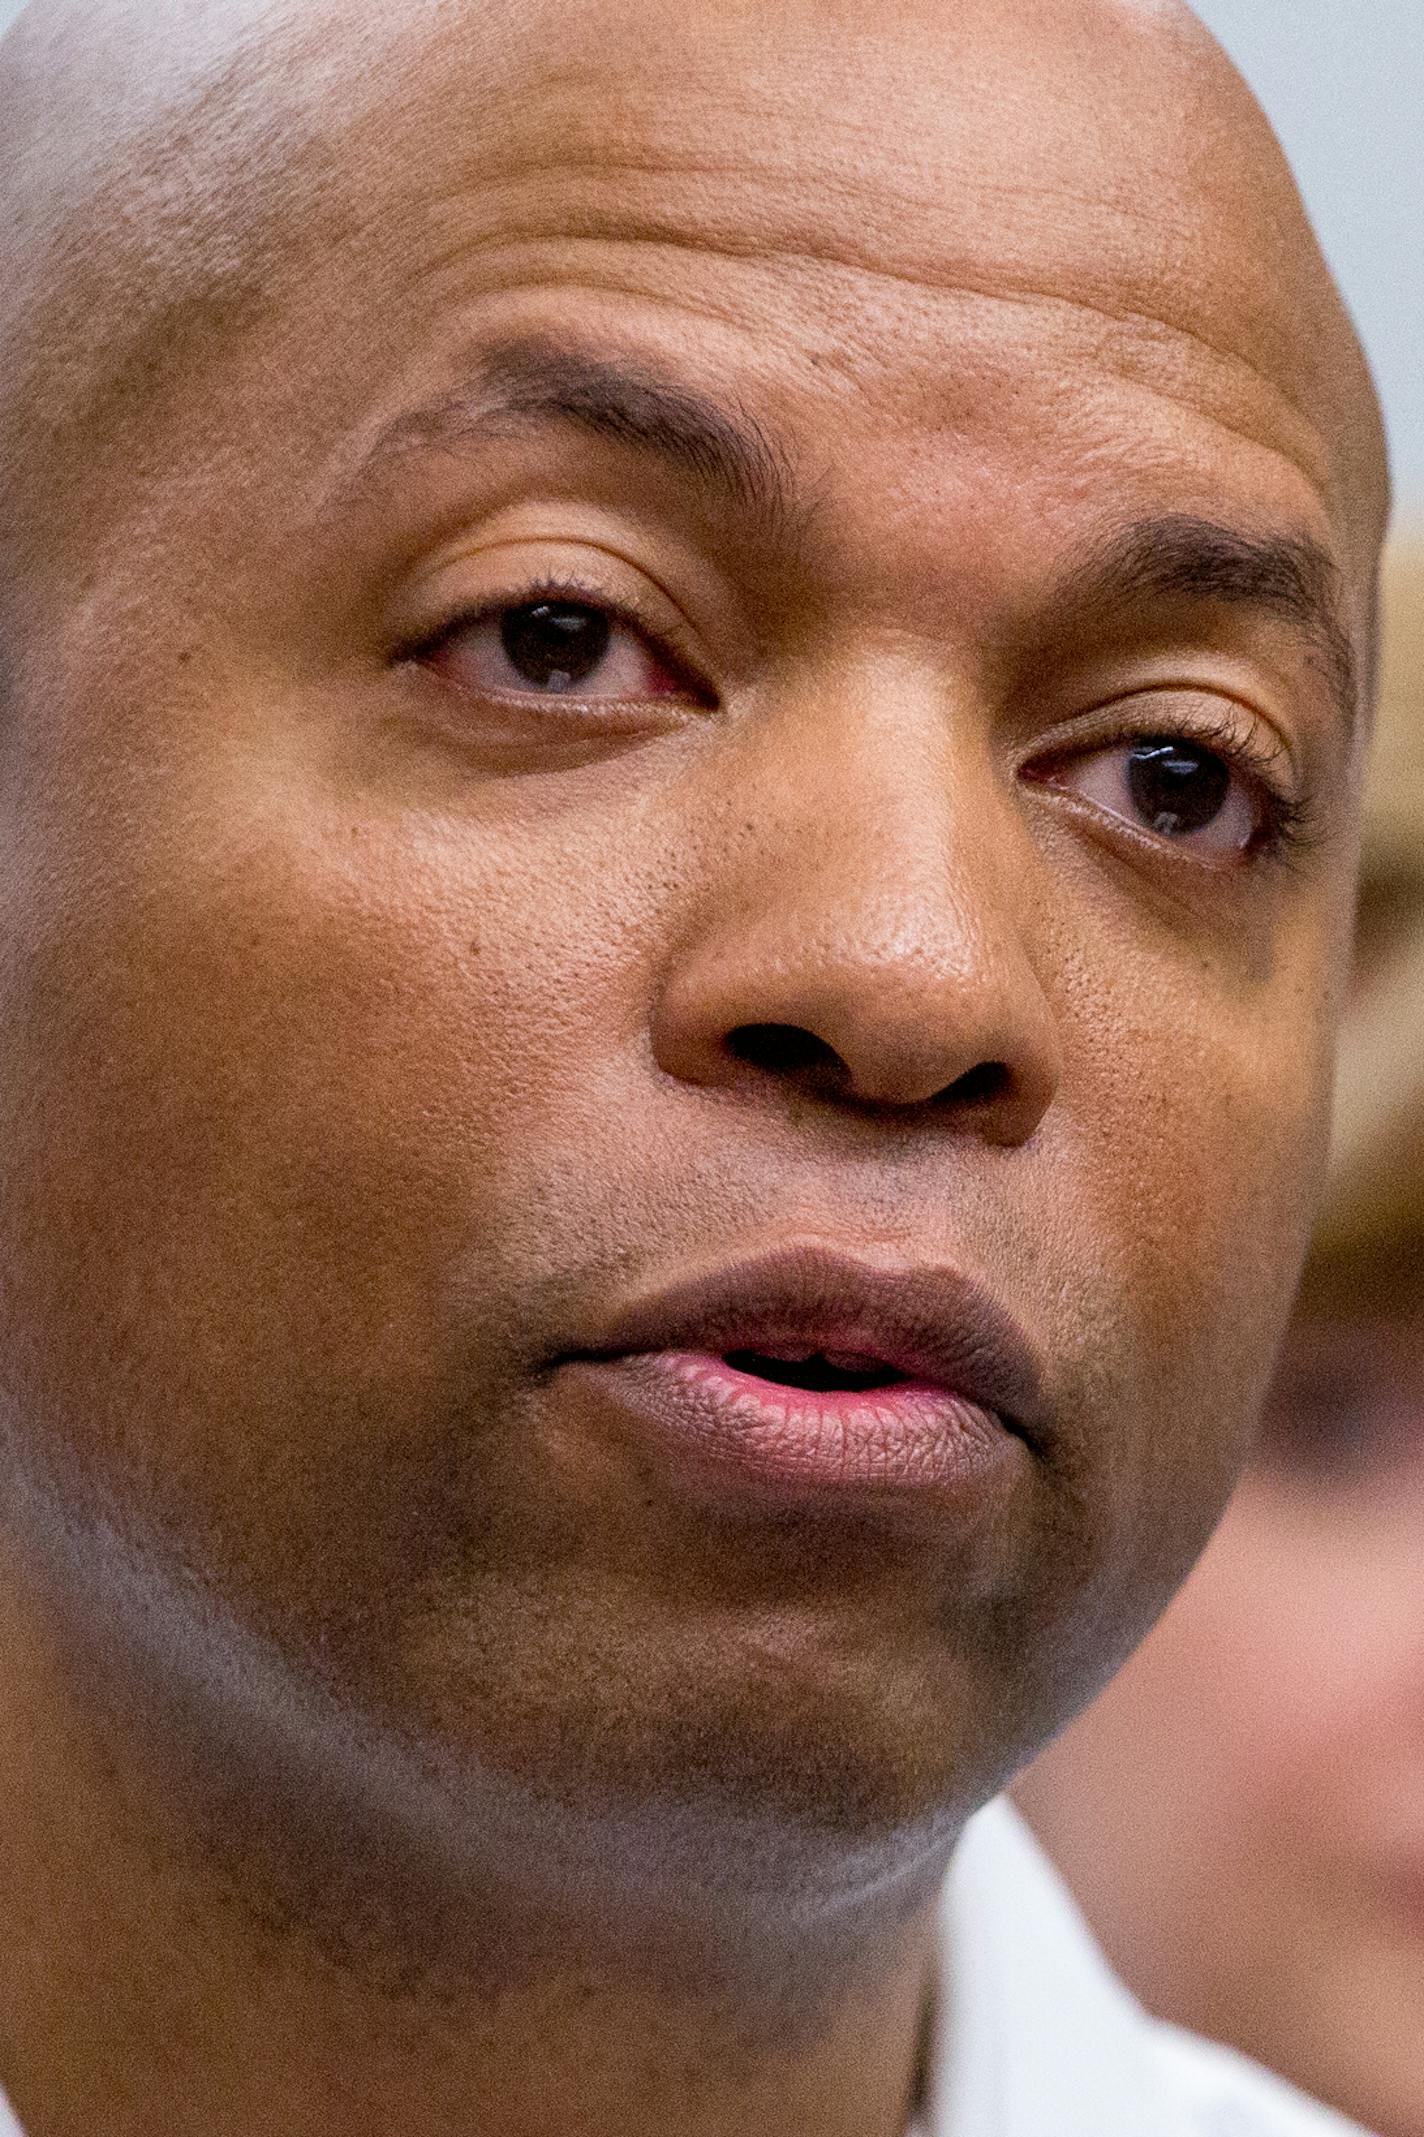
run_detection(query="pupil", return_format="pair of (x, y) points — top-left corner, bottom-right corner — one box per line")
(1126, 738), (1231, 836)
(501, 603), (612, 691)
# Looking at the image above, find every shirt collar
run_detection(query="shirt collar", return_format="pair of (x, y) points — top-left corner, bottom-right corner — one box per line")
(927, 1797), (1199, 2137)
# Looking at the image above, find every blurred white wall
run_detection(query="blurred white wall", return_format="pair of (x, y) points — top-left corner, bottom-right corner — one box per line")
(1, 0), (1419, 518)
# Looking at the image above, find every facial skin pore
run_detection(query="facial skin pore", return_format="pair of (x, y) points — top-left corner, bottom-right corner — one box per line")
(0, 1), (1390, 2133)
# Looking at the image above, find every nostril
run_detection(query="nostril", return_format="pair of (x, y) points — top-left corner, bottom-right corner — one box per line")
(945, 1061), (1011, 1108)
(727, 1024), (845, 1084)
(727, 1031), (1014, 1113)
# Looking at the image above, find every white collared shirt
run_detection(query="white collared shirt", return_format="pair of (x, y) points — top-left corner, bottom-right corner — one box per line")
(928, 1798), (1371, 2136)
(0, 1801), (1372, 2135)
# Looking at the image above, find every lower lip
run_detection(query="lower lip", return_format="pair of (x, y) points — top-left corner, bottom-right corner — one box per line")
(557, 1349), (1024, 1504)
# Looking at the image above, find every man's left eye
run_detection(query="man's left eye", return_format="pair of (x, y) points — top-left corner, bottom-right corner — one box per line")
(421, 600), (691, 700)
(1047, 735), (1261, 856)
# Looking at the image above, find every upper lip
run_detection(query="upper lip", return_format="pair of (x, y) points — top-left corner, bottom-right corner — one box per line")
(563, 1242), (1046, 1440)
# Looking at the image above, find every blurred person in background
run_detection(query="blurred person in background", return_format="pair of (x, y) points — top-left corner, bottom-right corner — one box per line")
(1017, 543), (1424, 2137)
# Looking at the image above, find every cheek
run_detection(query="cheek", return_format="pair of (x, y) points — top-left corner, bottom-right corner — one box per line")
(1015, 1490), (1346, 1900)
(1025, 889), (1339, 1633)
(0, 752), (649, 1634)
(1062, 931), (1332, 1331)
(1016, 1481), (1401, 2047)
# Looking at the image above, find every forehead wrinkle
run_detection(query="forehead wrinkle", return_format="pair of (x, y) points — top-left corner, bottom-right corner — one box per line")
(1, 0), (1386, 603)
(427, 162), (1264, 383)
(413, 244), (1345, 571)
(403, 163), (1342, 494)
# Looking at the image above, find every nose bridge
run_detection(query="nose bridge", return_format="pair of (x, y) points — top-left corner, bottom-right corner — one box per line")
(744, 702), (1011, 979)
(650, 672), (1062, 1135)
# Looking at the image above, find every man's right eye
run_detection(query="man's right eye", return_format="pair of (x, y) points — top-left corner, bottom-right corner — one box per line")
(417, 599), (698, 703)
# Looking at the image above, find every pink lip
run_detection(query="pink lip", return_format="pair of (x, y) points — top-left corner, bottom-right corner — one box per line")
(554, 1241), (1045, 1504)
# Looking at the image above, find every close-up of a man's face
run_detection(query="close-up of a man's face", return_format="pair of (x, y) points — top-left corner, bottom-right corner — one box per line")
(0, 0), (1395, 2131)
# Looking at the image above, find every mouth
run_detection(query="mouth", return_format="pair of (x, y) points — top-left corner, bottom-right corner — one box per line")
(720, 1346), (914, 1394)
(555, 1242), (1044, 1503)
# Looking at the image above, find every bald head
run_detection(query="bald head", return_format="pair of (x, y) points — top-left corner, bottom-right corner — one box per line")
(0, 0), (1390, 620)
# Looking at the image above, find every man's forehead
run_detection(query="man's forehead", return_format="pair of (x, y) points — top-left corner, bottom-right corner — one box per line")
(0, 0), (1390, 589)
(2, 0), (1282, 265)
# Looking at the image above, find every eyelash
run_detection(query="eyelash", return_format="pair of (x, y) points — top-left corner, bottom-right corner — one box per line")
(1058, 698), (1320, 866)
(405, 582), (1320, 864)
(1225, 727), (1321, 865)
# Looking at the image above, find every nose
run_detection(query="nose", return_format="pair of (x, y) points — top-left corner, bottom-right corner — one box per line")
(650, 681), (1062, 1145)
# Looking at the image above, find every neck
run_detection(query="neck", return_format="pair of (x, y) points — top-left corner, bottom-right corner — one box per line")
(0, 1581), (944, 2137)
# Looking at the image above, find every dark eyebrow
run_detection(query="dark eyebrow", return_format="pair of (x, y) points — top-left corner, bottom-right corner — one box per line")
(342, 335), (801, 543)
(1059, 514), (1360, 727)
(344, 372), (1360, 724)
